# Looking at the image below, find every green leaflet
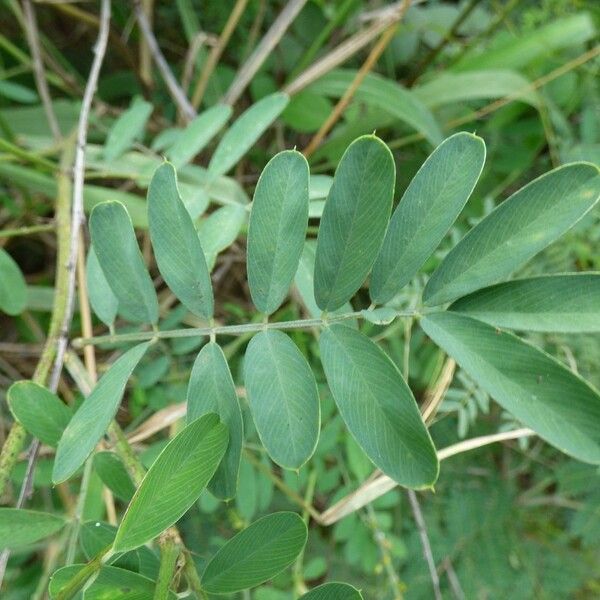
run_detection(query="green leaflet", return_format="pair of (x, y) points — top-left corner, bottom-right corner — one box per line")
(166, 104), (232, 169)
(300, 582), (363, 599)
(93, 452), (136, 502)
(208, 92), (289, 177)
(449, 274), (600, 333)
(0, 509), (65, 549)
(187, 342), (243, 500)
(148, 163), (214, 319)
(113, 413), (228, 552)
(247, 150), (309, 314)
(49, 565), (176, 600)
(244, 330), (320, 469)
(89, 201), (158, 324)
(201, 512), (307, 593)
(104, 97), (153, 161)
(86, 246), (118, 327)
(370, 132), (486, 304)
(423, 163), (600, 306)
(320, 324), (439, 489)
(308, 70), (443, 145)
(53, 342), (150, 484)
(421, 312), (600, 464)
(8, 381), (71, 447)
(314, 135), (395, 311)
(0, 246), (27, 315)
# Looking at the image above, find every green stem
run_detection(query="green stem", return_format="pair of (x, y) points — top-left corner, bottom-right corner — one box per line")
(73, 310), (419, 348)
(154, 532), (180, 600)
(182, 550), (205, 598)
(109, 422), (146, 486)
(55, 544), (113, 600)
(0, 223), (55, 238)
(65, 456), (94, 564)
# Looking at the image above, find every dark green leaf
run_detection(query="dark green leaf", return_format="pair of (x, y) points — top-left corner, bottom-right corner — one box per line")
(314, 135), (395, 311)
(89, 201), (158, 324)
(247, 150), (309, 314)
(370, 132), (485, 304)
(148, 163), (213, 319)
(187, 342), (243, 499)
(0, 509), (65, 549)
(53, 342), (149, 484)
(86, 247), (118, 328)
(244, 330), (320, 469)
(0, 247), (27, 315)
(208, 92), (289, 177)
(424, 163), (600, 306)
(201, 512), (307, 593)
(166, 104), (232, 169)
(113, 413), (228, 552)
(421, 312), (600, 464)
(8, 381), (71, 447)
(320, 324), (438, 488)
(300, 582), (363, 599)
(93, 452), (136, 502)
(449, 274), (600, 332)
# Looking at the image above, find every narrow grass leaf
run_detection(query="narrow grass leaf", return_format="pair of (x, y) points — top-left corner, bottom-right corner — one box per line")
(320, 324), (438, 488)
(8, 381), (71, 447)
(0, 509), (65, 549)
(208, 92), (289, 177)
(113, 413), (228, 552)
(53, 342), (150, 484)
(201, 512), (307, 593)
(166, 104), (232, 169)
(370, 132), (485, 304)
(421, 312), (600, 464)
(244, 330), (320, 469)
(104, 97), (153, 161)
(314, 135), (395, 311)
(449, 274), (600, 333)
(423, 163), (600, 306)
(148, 163), (214, 318)
(300, 582), (363, 599)
(86, 247), (118, 327)
(247, 150), (309, 314)
(0, 247), (27, 315)
(187, 343), (243, 500)
(90, 201), (158, 323)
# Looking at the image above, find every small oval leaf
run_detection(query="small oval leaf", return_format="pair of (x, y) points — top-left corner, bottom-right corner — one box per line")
(314, 136), (395, 311)
(423, 162), (600, 306)
(89, 201), (158, 324)
(449, 273), (600, 332)
(247, 150), (309, 314)
(8, 381), (71, 447)
(320, 324), (439, 488)
(53, 342), (150, 484)
(244, 330), (320, 469)
(300, 582), (363, 600)
(201, 512), (307, 593)
(113, 413), (228, 552)
(86, 246), (119, 327)
(166, 104), (232, 169)
(104, 97), (153, 161)
(0, 247), (27, 315)
(148, 163), (214, 319)
(209, 92), (289, 177)
(187, 342), (243, 500)
(0, 509), (65, 549)
(421, 311), (600, 464)
(370, 132), (486, 304)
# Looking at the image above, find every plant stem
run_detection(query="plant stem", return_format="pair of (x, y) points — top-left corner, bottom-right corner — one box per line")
(73, 309), (419, 347)
(0, 223), (55, 238)
(154, 531), (181, 600)
(55, 544), (113, 600)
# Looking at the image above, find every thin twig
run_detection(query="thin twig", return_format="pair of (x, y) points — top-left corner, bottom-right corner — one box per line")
(407, 489), (442, 600)
(22, 0), (61, 140)
(0, 223), (55, 239)
(132, 0), (196, 121)
(223, 0), (307, 105)
(303, 14), (405, 158)
(192, 0), (249, 108)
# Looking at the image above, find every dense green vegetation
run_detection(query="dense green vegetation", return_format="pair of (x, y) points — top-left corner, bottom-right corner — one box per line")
(0, 1), (599, 598)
